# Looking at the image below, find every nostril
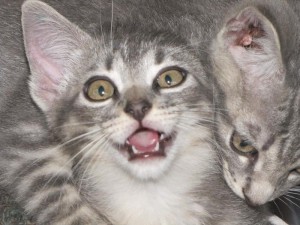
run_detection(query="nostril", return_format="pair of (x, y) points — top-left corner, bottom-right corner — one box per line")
(124, 105), (134, 115)
(126, 107), (134, 115)
(124, 100), (152, 121)
(142, 105), (150, 113)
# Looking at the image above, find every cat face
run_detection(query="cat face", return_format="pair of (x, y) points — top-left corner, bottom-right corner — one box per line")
(22, 1), (212, 181)
(211, 2), (300, 206)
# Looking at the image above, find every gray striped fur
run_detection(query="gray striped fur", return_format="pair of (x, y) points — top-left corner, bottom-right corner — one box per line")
(0, 0), (282, 224)
(211, 0), (300, 210)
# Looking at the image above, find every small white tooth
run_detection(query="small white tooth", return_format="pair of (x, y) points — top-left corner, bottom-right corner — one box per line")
(160, 134), (165, 140)
(155, 142), (160, 151)
(126, 140), (130, 145)
(132, 146), (139, 154)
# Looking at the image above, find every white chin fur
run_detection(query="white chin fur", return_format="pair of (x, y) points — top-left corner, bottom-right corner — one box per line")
(126, 156), (174, 180)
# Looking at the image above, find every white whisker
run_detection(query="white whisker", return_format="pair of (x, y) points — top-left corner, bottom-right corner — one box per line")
(277, 197), (294, 212)
(77, 135), (110, 193)
(272, 200), (284, 219)
(53, 122), (97, 130)
(110, 0), (114, 50)
(282, 196), (299, 210)
(37, 129), (103, 193)
(56, 128), (102, 149)
(284, 194), (300, 208)
(287, 190), (300, 196)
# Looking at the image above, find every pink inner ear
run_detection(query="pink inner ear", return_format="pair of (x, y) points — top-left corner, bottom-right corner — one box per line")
(240, 34), (252, 47)
(225, 9), (265, 49)
(29, 39), (64, 102)
(30, 39), (63, 84)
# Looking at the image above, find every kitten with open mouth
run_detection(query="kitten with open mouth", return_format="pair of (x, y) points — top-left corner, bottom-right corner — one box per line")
(0, 0), (285, 224)
(122, 128), (174, 160)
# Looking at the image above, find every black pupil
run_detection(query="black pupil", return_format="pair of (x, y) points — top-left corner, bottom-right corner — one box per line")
(240, 140), (250, 147)
(98, 86), (105, 96)
(165, 74), (172, 85)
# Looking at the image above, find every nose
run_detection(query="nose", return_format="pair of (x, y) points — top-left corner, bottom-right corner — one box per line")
(124, 99), (152, 121)
(243, 191), (259, 207)
(242, 180), (275, 207)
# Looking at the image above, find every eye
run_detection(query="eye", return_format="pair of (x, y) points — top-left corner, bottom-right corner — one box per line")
(84, 77), (115, 101)
(230, 132), (257, 154)
(156, 68), (185, 88)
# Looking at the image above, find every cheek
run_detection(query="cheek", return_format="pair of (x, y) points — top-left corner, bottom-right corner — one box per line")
(222, 160), (244, 195)
(224, 153), (251, 181)
(60, 102), (132, 140)
(285, 175), (300, 194)
(57, 109), (100, 140)
(103, 113), (139, 144)
(143, 105), (180, 133)
(238, 155), (249, 164)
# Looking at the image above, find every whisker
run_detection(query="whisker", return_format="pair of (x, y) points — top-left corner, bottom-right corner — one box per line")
(287, 190), (300, 196)
(98, 5), (106, 48)
(57, 128), (102, 149)
(289, 187), (300, 192)
(284, 194), (300, 209)
(52, 121), (98, 130)
(37, 129), (103, 193)
(82, 136), (113, 183)
(70, 134), (107, 176)
(277, 197), (294, 213)
(273, 200), (284, 218)
(110, 0), (114, 50)
(77, 136), (109, 193)
(282, 196), (299, 211)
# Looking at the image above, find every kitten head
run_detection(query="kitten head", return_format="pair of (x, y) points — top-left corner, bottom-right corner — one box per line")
(211, 1), (300, 206)
(22, 0), (212, 181)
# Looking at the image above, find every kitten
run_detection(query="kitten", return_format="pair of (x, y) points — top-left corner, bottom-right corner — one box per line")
(211, 0), (300, 211)
(0, 0), (280, 224)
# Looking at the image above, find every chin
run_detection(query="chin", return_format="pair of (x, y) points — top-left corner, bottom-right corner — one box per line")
(124, 154), (176, 180)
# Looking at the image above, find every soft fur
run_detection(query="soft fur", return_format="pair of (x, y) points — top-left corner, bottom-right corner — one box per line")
(211, 0), (300, 210)
(0, 0), (285, 224)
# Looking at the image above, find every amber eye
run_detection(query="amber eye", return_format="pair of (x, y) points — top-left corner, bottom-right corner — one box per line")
(231, 132), (257, 153)
(85, 78), (115, 101)
(156, 69), (185, 88)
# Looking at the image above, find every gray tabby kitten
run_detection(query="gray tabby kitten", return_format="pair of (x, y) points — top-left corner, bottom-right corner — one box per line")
(0, 0), (279, 224)
(211, 0), (300, 211)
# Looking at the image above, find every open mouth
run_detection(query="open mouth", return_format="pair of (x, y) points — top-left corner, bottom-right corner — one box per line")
(120, 128), (175, 161)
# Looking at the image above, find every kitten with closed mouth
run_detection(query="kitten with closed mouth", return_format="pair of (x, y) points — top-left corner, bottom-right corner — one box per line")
(0, 0), (286, 224)
(211, 0), (300, 212)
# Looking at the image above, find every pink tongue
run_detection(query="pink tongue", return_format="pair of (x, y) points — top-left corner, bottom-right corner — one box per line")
(128, 130), (159, 152)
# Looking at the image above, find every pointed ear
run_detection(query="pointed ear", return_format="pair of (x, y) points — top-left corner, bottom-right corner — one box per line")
(213, 6), (285, 99)
(22, 0), (93, 112)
